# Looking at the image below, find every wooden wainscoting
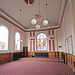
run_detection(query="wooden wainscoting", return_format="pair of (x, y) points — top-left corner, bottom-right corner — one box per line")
(28, 52), (59, 58)
(48, 52), (55, 58)
(0, 52), (23, 64)
(59, 52), (75, 72)
(67, 53), (74, 72)
(0, 53), (13, 64)
(28, 52), (35, 57)
(55, 52), (59, 58)
(72, 55), (75, 72)
(59, 52), (62, 58)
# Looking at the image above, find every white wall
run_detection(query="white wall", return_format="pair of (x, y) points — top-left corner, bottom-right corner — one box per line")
(23, 32), (29, 47)
(0, 17), (25, 53)
(56, 1), (73, 54)
(57, 28), (63, 52)
(65, 7), (72, 38)
(23, 32), (30, 51)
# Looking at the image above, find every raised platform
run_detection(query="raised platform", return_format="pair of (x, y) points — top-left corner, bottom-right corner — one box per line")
(19, 57), (63, 63)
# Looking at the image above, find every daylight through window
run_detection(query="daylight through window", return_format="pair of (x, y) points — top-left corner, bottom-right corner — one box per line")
(0, 26), (9, 50)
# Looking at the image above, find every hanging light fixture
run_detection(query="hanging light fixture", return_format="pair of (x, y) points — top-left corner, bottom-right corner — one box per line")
(43, 4), (48, 26)
(31, 0), (48, 29)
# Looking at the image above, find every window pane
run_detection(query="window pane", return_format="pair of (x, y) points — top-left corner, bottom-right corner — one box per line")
(0, 26), (8, 50)
(37, 33), (47, 51)
(15, 32), (20, 50)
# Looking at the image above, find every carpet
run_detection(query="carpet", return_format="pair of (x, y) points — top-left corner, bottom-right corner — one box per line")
(0, 60), (74, 75)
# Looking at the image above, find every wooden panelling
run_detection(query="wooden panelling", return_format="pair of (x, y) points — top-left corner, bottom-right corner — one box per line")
(59, 52), (75, 72)
(0, 53), (13, 64)
(28, 52), (58, 58)
(67, 53), (74, 72)
(0, 52), (23, 64)
(59, 52), (62, 58)
(72, 55), (75, 72)
(48, 52), (55, 58)
(28, 52), (35, 56)
(23, 47), (28, 57)
(55, 52), (58, 57)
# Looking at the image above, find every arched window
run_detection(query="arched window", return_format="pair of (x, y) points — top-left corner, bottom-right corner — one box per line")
(0, 25), (9, 50)
(15, 32), (20, 50)
(37, 33), (47, 51)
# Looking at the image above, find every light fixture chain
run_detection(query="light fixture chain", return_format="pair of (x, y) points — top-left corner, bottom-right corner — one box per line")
(38, 0), (40, 14)
(20, 9), (22, 24)
(46, 4), (48, 19)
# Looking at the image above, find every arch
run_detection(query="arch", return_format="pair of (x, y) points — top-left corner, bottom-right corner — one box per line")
(36, 33), (47, 51)
(15, 32), (21, 50)
(0, 25), (9, 50)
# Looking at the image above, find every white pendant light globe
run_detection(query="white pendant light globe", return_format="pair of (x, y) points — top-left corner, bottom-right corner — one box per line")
(43, 20), (48, 26)
(36, 24), (40, 29)
(31, 19), (37, 25)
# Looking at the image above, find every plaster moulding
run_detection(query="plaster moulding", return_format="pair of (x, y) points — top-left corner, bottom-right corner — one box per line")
(0, 0), (68, 32)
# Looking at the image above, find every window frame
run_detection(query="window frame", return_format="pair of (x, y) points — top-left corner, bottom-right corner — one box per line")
(36, 33), (47, 51)
(0, 25), (9, 50)
(15, 32), (21, 50)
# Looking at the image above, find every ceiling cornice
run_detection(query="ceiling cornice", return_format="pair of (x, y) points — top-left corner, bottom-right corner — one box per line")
(58, 0), (68, 28)
(0, 10), (26, 32)
(0, 0), (68, 32)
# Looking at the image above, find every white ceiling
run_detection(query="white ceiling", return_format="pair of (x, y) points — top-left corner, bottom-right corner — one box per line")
(0, 0), (63, 30)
